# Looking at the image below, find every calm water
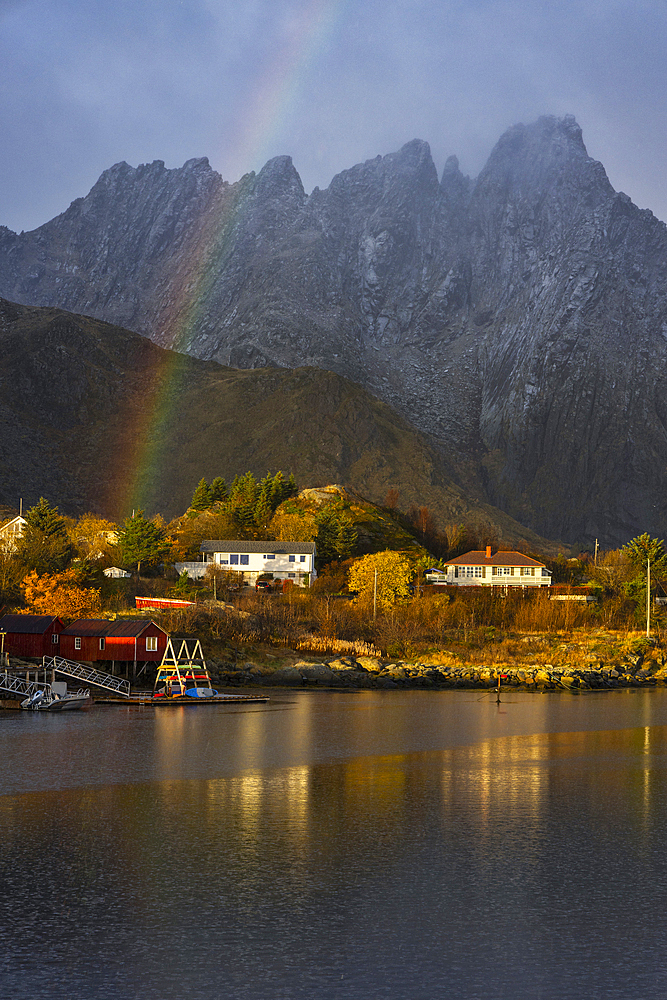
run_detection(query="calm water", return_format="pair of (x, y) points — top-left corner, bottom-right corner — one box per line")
(3, 689), (667, 999)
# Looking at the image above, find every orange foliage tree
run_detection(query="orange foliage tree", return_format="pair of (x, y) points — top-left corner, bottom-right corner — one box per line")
(21, 569), (102, 620)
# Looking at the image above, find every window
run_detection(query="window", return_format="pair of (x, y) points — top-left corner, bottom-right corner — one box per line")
(289, 555), (295, 562)
(300, 555), (306, 563)
(51, 634), (59, 644)
(99, 637), (105, 650)
(288, 573), (295, 578)
(220, 559), (229, 565)
(474, 566), (483, 577)
(240, 554), (249, 566)
(264, 554), (275, 560)
(146, 637), (158, 651)
(230, 554), (239, 565)
(75, 637), (81, 650)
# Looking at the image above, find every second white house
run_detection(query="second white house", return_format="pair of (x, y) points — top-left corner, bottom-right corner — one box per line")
(443, 547), (552, 587)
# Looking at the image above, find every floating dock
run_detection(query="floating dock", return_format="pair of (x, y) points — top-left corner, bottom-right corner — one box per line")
(94, 692), (269, 706)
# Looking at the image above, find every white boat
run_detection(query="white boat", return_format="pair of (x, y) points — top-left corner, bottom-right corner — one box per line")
(21, 681), (91, 712)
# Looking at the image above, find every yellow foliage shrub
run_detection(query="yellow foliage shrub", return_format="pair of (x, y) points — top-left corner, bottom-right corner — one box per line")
(21, 569), (102, 620)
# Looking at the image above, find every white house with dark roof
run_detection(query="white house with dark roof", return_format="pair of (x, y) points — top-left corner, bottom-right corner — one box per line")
(443, 547), (551, 587)
(0, 515), (27, 552)
(188, 540), (317, 586)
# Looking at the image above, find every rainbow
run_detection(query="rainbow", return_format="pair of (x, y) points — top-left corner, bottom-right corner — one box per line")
(115, 0), (348, 518)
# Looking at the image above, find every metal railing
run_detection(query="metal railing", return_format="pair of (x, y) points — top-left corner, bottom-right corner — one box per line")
(0, 671), (51, 700)
(43, 656), (130, 696)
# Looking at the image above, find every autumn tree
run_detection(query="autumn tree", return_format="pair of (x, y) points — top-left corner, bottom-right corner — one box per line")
(70, 512), (118, 562)
(384, 488), (400, 511)
(270, 508), (318, 542)
(22, 568), (101, 619)
(118, 510), (169, 575)
(348, 550), (412, 611)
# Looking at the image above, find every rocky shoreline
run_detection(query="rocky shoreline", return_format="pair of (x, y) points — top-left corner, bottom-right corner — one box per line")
(208, 651), (667, 691)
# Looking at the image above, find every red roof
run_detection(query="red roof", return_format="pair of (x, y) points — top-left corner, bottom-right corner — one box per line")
(0, 614), (61, 634)
(61, 619), (167, 638)
(445, 550), (546, 568)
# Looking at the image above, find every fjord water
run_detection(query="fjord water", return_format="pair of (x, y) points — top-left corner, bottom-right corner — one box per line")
(2, 691), (667, 1000)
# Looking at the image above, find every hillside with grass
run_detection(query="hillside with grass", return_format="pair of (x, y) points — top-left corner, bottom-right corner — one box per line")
(0, 296), (556, 550)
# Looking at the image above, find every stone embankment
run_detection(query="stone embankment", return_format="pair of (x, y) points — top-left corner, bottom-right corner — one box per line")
(208, 652), (667, 691)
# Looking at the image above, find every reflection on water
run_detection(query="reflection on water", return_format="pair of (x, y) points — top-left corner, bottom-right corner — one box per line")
(3, 693), (667, 998)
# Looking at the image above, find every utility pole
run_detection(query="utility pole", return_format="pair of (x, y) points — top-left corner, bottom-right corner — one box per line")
(647, 558), (651, 638)
(594, 538), (599, 565)
(373, 568), (377, 622)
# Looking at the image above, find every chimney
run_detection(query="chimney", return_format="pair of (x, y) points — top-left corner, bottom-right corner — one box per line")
(486, 545), (492, 558)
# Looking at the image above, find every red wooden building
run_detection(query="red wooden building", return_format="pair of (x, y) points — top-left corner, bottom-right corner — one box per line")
(59, 619), (169, 666)
(0, 614), (63, 659)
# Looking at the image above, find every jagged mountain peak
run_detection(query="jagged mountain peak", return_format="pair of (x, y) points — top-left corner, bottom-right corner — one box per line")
(325, 138), (438, 197)
(2, 117), (667, 546)
(479, 114), (603, 187)
(254, 154), (306, 203)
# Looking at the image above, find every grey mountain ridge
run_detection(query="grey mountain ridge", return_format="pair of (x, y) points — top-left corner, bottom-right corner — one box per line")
(2, 115), (666, 546)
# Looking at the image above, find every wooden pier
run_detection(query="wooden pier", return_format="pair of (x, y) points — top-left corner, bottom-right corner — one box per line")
(94, 692), (269, 706)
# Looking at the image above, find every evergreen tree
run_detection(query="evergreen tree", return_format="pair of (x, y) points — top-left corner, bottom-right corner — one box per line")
(254, 475), (274, 529)
(25, 497), (66, 537)
(209, 476), (228, 504)
(118, 510), (169, 576)
(622, 533), (667, 574)
(333, 513), (358, 559)
(286, 473), (298, 499)
(190, 478), (212, 512)
(19, 497), (72, 573)
(316, 500), (357, 562)
(230, 472), (258, 528)
(270, 471), (286, 508)
(253, 494), (272, 531)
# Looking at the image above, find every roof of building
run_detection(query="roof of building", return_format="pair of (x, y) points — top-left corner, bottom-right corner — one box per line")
(0, 613), (60, 634)
(61, 619), (167, 638)
(0, 515), (27, 532)
(444, 550), (547, 568)
(200, 540), (316, 555)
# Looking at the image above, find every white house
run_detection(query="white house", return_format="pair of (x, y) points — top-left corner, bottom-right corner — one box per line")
(443, 547), (552, 587)
(103, 566), (131, 579)
(0, 515), (27, 552)
(188, 540), (317, 586)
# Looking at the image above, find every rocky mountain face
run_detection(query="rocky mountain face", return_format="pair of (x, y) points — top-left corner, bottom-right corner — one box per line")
(0, 297), (549, 547)
(2, 115), (667, 546)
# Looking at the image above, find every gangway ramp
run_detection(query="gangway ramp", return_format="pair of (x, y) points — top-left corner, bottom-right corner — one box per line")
(0, 671), (51, 701)
(43, 656), (130, 696)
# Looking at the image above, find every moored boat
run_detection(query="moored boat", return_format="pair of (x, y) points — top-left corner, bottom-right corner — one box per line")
(21, 682), (92, 711)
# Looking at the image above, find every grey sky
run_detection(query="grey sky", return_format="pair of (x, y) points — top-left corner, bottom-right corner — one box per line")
(2, 0), (666, 233)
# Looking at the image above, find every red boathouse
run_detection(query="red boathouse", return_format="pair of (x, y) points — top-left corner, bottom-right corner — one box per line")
(0, 614), (64, 659)
(59, 619), (169, 667)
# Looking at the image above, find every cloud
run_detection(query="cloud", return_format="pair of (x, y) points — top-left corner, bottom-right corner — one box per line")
(1, 0), (666, 231)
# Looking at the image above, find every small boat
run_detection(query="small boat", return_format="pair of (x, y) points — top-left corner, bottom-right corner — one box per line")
(21, 681), (92, 712)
